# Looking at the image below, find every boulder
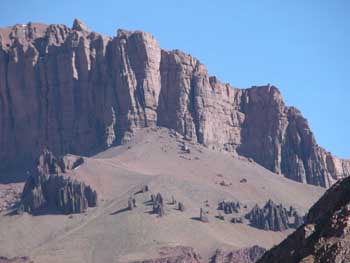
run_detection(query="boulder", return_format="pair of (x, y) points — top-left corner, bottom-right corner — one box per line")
(200, 208), (209, 223)
(231, 217), (243, 224)
(178, 202), (185, 212)
(128, 197), (135, 210)
(152, 193), (164, 217)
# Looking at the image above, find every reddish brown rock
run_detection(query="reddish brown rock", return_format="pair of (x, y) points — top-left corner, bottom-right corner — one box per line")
(257, 176), (350, 263)
(0, 20), (348, 187)
(212, 246), (266, 263)
(129, 246), (201, 263)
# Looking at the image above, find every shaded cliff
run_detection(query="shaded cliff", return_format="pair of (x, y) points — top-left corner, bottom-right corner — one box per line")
(0, 19), (348, 187)
(257, 176), (350, 263)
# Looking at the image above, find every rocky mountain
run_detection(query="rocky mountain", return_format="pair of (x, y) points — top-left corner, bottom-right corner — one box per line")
(257, 176), (350, 263)
(0, 19), (348, 187)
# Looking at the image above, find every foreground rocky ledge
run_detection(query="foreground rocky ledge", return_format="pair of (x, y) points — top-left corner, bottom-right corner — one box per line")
(125, 245), (266, 263)
(257, 176), (350, 263)
(0, 246), (266, 263)
(0, 20), (348, 187)
(212, 246), (266, 263)
(19, 150), (97, 214)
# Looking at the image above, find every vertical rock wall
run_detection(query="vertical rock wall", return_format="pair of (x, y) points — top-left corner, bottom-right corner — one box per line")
(0, 20), (348, 187)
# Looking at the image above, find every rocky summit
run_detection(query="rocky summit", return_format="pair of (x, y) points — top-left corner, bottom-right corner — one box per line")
(0, 20), (349, 187)
(258, 176), (350, 263)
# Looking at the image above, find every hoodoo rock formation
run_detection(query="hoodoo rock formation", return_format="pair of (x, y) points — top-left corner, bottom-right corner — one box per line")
(0, 20), (349, 187)
(245, 200), (291, 232)
(258, 176), (350, 263)
(218, 200), (241, 214)
(19, 150), (97, 214)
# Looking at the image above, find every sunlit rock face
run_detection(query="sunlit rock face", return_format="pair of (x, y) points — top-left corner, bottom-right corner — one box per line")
(0, 20), (348, 187)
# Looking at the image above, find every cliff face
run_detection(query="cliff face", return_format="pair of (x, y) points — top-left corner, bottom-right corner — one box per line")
(0, 20), (348, 187)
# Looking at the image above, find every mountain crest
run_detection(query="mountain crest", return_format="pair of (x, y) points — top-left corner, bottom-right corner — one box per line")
(72, 18), (89, 32)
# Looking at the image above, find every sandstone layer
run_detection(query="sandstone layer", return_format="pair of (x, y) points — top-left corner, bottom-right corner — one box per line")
(0, 20), (348, 187)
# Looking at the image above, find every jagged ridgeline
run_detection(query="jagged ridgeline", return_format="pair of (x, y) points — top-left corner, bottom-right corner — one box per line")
(0, 19), (349, 187)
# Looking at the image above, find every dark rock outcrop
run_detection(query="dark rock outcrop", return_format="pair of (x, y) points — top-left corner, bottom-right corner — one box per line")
(212, 246), (266, 263)
(293, 212), (304, 228)
(128, 197), (135, 210)
(218, 200), (241, 214)
(0, 21), (348, 187)
(0, 257), (33, 263)
(258, 176), (350, 263)
(231, 217), (243, 224)
(70, 156), (84, 170)
(142, 185), (149, 193)
(129, 246), (201, 263)
(178, 202), (185, 212)
(19, 150), (97, 214)
(152, 193), (164, 217)
(200, 208), (209, 222)
(245, 200), (290, 231)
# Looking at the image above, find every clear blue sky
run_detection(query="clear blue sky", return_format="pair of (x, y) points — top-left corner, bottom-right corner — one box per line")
(1, 0), (349, 158)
